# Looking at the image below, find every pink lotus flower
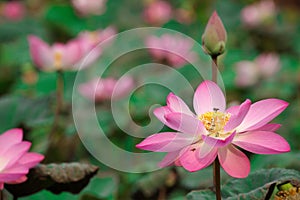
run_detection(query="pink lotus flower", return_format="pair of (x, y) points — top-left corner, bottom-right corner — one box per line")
(235, 61), (259, 87)
(28, 35), (82, 71)
(77, 27), (116, 54)
(78, 76), (135, 102)
(235, 53), (281, 87)
(174, 8), (194, 25)
(0, 128), (44, 189)
(72, 0), (106, 16)
(145, 34), (196, 68)
(1, 1), (25, 21)
(241, 0), (277, 27)
(136, 80), (290, 178)
(255, 53), (281, 78)
(76, 27), (117, 68)
(143, 0), (172, 25)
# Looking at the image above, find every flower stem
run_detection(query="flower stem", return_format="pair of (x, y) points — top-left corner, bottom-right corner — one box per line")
(211, 55), (221, 200)
(49, 70), (64, 139)
(56, 70), (64, 115)
(213, 158), (221, 200)
(46, 70), (65, 162)
(212, 56), (218, 84)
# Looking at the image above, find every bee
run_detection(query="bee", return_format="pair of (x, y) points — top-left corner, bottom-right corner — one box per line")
(200, 108), (231, 159)
(207, 108), (220, 137)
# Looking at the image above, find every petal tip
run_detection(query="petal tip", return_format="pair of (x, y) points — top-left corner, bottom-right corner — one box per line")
(201, 80), (215, 86)
(282, 142), (291, 153)
(275, 99), (289, 109)
(135, 143), (143, 149)
(35, 154), (45, 162)
(27, 35), (43, 44)
(153, 106), (169, 119)
(245, 99), (252, 104)
(2, 128), (23, 140)
(283, 101), (289, 108)
(167, 92), (175, 98)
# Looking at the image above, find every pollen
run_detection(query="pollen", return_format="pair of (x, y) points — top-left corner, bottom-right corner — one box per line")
(89, 31), (99, 43)
(198, 108), (230, 137)
(275, 186), (300, 200)
(54, 51), (62, 69)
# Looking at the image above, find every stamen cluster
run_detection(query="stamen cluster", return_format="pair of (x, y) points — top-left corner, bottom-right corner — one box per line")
(199, 108), (230, 138)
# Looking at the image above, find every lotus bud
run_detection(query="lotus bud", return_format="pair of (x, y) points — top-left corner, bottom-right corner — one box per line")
(202, 11), (227, 57)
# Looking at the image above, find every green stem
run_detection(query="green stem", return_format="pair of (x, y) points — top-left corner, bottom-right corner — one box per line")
(56, 70), (64, 116)
(0, 190), (2, 200)
(46, 70), (65, 162)
(213, 159), (221, 200)
(49, 70), (64, 138)
(212, 56), (218, 84)
(211, 55), (221, 200)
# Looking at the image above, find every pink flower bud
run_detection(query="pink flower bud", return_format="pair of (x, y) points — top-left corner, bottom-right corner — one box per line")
(72, 0), (106, 16)
(143, 0), (172, 25)
(235, 61), (259, 87)
(174, 8), (194, 24)
(255, 53), (281, 78)
(145, 34), (196, 68)
(202, 11), (227, 57)
(1, 2), (25, 21)
(241, 0), (277, 28)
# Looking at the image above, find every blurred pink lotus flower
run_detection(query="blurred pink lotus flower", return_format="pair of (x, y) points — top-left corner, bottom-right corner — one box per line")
(174, 8), (194, 24)
(255, 53), (281, 78)
(136, 80), (290, 178)
(77, 27), (117, 54)
(72, 0), (106, 16)
(0, 128), (44, 189)
(241, 0), (277, 27)
(78, 76), (135, 102)
(28, 35), (82, 71)
(1, 1), (25, 21)
(145, 34), (196, 68)
(76, 27), (116, 68)
(235, 53), (281, 87)
(235, 61), (259, 87)
(143, 0), (172, 25)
